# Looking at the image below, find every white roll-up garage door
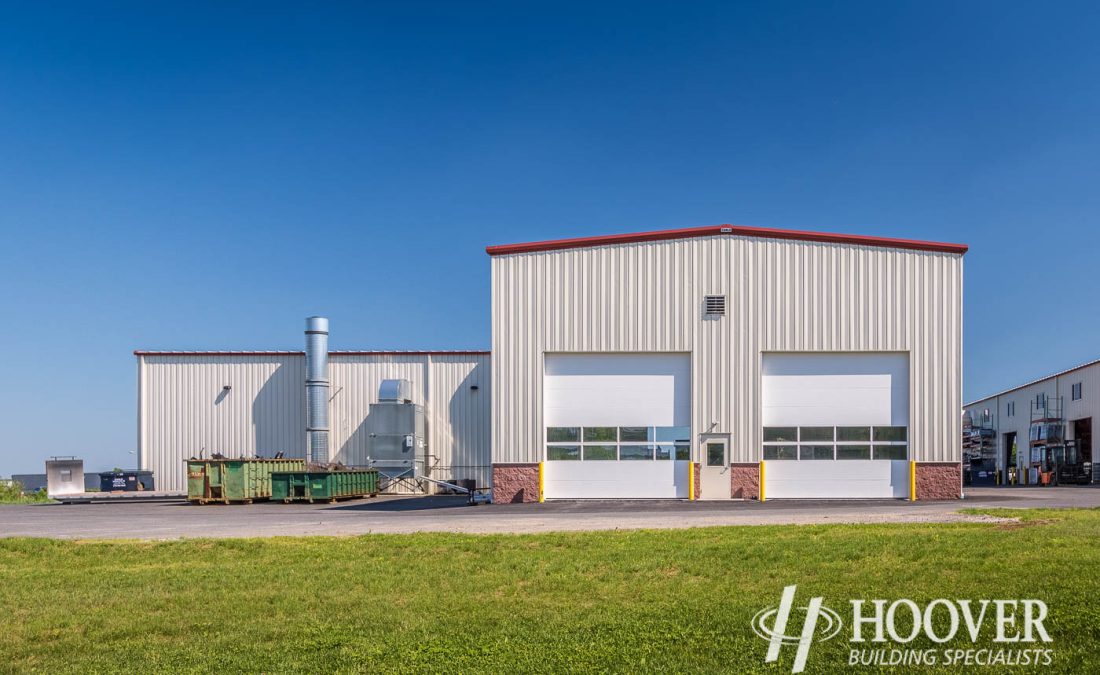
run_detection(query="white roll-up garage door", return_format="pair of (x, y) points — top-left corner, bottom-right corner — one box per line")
(543, 353), (691, 499)
(762, 353), (910, 499)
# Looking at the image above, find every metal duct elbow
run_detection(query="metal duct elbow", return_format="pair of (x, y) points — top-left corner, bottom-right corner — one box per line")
(305, 316), (330, 465)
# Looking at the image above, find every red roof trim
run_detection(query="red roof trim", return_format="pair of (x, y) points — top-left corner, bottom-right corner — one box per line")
(485, 223), (969, 256)
(134, 350), (490, 357)
(134, 351), (304, 356)
(329, 350), (490, 356)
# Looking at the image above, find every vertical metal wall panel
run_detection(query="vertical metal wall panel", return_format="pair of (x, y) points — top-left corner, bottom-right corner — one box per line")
(139, 352), (492, 493)
(137, 355), (307, 492)
(427, 354), (492, 487)
(327, 353), (492, 487)
(328, 354), (428, 468)
(491, 235), (964, 465)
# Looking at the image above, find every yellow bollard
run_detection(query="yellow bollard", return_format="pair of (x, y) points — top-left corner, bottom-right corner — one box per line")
(759, 460), (766, 502)
(538, 462), (545, 503)
(688, 462), (695, 500)
(909, 460), (917, 501)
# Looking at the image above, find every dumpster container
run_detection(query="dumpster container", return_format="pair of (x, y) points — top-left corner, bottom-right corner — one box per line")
(271, 470), (379, 503)
(185, 458), (305, 504)
(99, 470), (155, 492)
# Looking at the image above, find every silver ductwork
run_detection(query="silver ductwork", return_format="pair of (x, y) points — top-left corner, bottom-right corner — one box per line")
(305, 316), (329, 465)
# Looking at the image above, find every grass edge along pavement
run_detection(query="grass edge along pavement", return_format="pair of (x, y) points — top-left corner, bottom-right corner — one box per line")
(0, 508), (1097, 673)
(0, 480), (51, 504)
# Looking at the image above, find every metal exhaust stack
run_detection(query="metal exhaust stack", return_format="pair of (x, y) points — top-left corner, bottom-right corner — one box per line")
(305, 316), (330, 466)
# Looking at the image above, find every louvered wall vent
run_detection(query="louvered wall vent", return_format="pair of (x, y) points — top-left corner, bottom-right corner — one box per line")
(704, 295), (726, 316)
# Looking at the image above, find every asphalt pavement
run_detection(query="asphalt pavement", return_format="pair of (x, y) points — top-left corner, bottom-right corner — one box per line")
(1, 486), (1097, 540)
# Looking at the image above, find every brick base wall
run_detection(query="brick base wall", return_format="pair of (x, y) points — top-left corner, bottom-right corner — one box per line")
(492, 463), (540, 503)
(730, 463), (760, 500)
(916, 462), (962, 500)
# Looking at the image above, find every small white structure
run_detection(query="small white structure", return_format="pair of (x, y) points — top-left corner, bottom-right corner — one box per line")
(46, 457), (85, 497)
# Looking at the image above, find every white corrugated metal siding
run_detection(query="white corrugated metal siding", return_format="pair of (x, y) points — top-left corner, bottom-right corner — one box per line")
(138, 352), (492, 492)
(328, 353), (492, 487)
(137, 354), (307, 492)
(491, 234), (964, 464)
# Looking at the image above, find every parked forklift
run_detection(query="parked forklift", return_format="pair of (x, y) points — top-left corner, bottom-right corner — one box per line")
(1026, 395), (1091, 485)
(1031, 439), (1092, 486)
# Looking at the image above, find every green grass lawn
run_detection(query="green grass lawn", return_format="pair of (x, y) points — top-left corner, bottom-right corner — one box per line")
(2, 508), (1099, 673)
(0, 481), (51, 504)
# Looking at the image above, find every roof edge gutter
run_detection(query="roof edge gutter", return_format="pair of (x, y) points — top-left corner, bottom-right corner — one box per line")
(486, 223), (969, 256)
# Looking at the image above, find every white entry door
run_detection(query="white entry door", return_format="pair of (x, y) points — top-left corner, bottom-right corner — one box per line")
(699, 438), (730, 500)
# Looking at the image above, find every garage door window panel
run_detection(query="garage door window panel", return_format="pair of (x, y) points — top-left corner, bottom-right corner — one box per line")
(873, 426), (907, 443)
(547, 445), (580, 461)
(872, 445), (908, 460)
(800, 445), (835, 460)
(764, 427), (798, 443)
(837, 445), (871, 460)
(547, 424), (691, 461)
(547, 427), (580, 442)
(801, 427), (834, 442)
(619, 427), (653, 442)
(584, 427), (618, 442)
(837, 427), (871, 442)
(620, 444), (655, 461)
(655, 426), (689, 443)
(762, 425), (909, 461)
(583, 445), (617, 460)
(763, 445), (797, 460)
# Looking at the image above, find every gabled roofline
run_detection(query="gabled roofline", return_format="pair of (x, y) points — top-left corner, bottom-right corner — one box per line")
(486, 223), (969, 256)
(964, 357), (1100, 407)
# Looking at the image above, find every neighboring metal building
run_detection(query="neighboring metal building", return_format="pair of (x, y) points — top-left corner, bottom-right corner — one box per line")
(137, 349), (490, 492)
(963, 358), (1099, 487)
(488, 223), (967, 501)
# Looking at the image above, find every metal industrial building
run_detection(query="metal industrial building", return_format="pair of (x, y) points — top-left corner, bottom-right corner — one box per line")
(137, 351), (490, 493)
(963, 359), (1098, 487)
(137, 222), (967, 501)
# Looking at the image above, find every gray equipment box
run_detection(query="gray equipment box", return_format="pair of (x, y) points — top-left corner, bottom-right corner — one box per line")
(367, 401), (427, 476)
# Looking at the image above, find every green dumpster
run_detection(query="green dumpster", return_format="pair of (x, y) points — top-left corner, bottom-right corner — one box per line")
(186, 458), (305, 504)
(271, 470), (379, 503)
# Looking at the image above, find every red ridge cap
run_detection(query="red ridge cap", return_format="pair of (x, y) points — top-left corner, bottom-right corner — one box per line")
(485, 223), (969, 256)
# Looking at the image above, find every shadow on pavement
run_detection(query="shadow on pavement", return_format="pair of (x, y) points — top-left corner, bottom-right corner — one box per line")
(328, 495), (472, 512)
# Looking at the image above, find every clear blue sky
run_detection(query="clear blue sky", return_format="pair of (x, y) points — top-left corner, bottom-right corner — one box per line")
(2, 2), (1099, 475)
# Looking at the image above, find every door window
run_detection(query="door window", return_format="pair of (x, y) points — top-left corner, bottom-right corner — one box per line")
(706, 442), (726, 467)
